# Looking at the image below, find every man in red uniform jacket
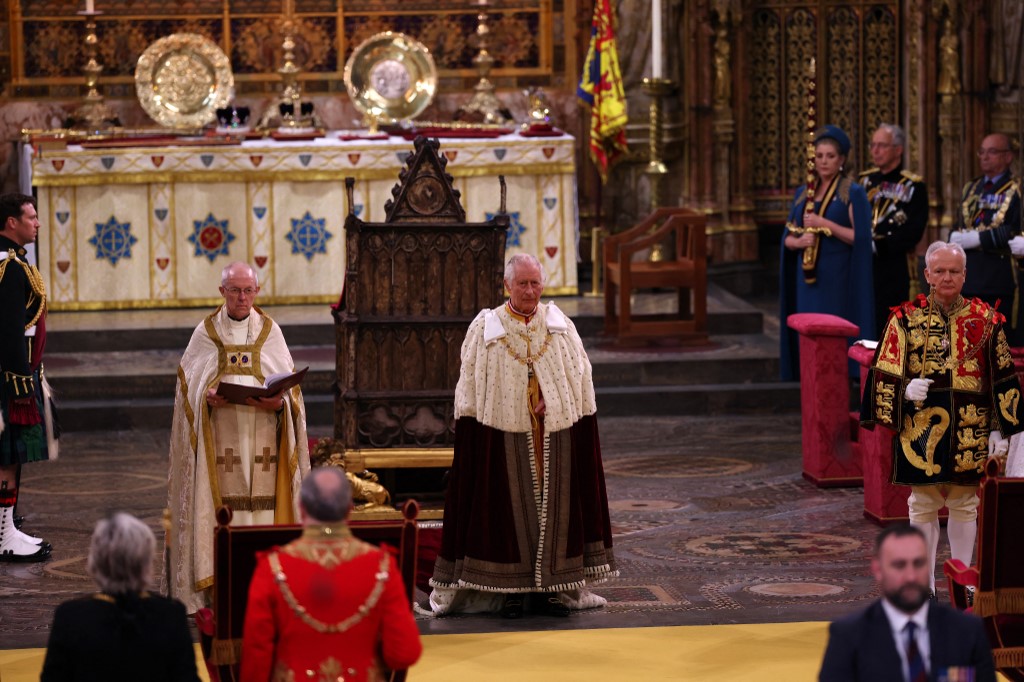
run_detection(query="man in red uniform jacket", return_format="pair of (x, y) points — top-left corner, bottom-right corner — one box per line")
(240, 467), (422, 682)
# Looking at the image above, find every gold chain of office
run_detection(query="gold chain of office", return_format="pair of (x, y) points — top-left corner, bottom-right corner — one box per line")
(500, 329), (553, 368)
(267, 550), (390, 634)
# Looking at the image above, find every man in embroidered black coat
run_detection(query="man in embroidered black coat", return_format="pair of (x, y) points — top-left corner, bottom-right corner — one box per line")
(861, 241), (1024, 595)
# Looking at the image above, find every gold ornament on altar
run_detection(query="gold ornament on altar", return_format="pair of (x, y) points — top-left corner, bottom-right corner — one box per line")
(309, 438), (392, 511)
(524, 87), (553, 127)
(344, 32), (437, 130)
(134, 33), (234, 129)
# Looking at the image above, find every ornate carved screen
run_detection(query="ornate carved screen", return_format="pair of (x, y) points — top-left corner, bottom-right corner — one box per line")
(5, 0), (566, 97)
(747, 1), (900, 196)
(333, 136), (508, 462)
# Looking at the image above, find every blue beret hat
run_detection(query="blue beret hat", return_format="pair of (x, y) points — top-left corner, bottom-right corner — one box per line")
(815, 124), (851, 156)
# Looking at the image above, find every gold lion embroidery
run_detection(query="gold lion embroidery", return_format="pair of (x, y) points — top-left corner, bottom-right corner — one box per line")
(908, 352), (923, 375)
(956, 427), (987, 452)
(875, 381), (895, 424)
(958, 404), (987, 427)
(900, 407), (949, 477)
(997, 332), (1013, 370)
(999, 388), (1020, 426)
(954, 450), (986, 474)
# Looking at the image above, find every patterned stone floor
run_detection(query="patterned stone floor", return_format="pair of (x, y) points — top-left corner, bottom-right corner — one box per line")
(0, 414), (940, 648)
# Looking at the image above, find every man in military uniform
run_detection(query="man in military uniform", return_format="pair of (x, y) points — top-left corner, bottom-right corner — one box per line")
(0, 193), (55, 562)
(861, 241), (1024, 596)
(949, 132), (1022, 343)
(860, 123), (929, 336)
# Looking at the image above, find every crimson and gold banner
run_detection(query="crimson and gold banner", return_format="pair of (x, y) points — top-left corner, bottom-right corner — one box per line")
(576, 0), (627, 183)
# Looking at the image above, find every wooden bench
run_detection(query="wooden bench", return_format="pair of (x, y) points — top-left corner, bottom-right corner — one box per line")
(603, 207), (708, 344)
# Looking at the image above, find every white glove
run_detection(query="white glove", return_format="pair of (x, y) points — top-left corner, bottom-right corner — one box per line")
(1010, 235), (1024, 257)
(989, 430), (1009, 457)
(949, 230), (981, 249)
(904, 378), (933, 402)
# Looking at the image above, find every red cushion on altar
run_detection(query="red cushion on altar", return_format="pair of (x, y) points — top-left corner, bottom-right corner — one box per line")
(787, 312), (860, 337)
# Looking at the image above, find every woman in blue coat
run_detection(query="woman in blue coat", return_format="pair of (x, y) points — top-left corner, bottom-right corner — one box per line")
(779, 125), (875, 380)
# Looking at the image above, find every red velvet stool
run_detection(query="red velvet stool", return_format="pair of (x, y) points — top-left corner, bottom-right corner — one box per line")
(849, 344), (909, 524)
(787, 313), (863, 487)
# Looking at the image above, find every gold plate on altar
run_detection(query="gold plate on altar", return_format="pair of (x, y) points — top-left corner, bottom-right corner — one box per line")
(344, 32), (437, 124)
(134, 33), (234, 129)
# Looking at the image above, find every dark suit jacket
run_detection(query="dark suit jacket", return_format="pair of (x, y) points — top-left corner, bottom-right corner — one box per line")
(40, 592), (200, 682)
(819, 599), (995, 682)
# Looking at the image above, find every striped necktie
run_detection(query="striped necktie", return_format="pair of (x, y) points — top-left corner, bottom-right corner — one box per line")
(905, 621), (927, 682)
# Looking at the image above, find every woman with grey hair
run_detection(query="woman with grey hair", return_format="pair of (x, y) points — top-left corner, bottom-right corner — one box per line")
(40, 513), (200, 681)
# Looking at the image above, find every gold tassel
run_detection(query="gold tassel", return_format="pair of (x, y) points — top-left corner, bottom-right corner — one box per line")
(993, 647), (1024, 669)
(973, 589), (1024, 618)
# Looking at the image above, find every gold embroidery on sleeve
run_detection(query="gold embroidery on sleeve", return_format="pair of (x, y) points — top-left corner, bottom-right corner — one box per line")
(875, 381), (895, 423)
(999, 389), (1020, 426)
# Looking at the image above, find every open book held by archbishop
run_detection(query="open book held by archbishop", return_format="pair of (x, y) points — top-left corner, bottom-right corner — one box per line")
(216, 366), (308, 405)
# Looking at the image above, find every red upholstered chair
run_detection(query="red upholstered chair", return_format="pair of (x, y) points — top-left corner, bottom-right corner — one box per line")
(787, 313), (862, 486)
(944, 459), (1024, 680)
(198, 499), (420, 682)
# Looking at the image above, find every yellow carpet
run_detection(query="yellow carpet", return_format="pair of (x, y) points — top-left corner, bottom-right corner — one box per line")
(0, 621), (830, 681)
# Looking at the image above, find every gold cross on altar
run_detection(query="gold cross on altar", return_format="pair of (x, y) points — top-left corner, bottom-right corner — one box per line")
(217, 448), (241, 473)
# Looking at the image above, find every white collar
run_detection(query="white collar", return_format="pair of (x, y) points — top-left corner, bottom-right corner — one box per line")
(881, 596), (929, 635)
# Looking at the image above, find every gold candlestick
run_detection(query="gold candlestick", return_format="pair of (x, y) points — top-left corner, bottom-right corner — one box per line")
(457, 0), (511, 124)
(642, 77), (675, 261)
(72, 11), (116, 130)
(277, 20), (303, 128)
(257, 1), (321, 131)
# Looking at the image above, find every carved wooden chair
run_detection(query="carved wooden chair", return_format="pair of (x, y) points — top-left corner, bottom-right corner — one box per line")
(603, 207), (708, 344)
(197, 500), (420, 682)
(944, 459), (1024, 680)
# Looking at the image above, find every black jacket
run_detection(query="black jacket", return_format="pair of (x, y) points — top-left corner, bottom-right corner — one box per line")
(40, 592), (200, 682)
(819, 599), (995, 682)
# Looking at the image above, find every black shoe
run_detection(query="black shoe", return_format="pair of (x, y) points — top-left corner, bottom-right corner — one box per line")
(543, 595), (570, 617)
(501, 595), (524, 619)
(13, 515), (23, 530)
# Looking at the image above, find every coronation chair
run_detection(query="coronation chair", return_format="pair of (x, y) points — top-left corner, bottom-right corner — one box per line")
(944, 459), (1024, 680)
(196, 499), (420, 682)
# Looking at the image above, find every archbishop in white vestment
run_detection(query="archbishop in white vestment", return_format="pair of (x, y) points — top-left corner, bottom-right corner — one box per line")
(167, 263), (310, 613)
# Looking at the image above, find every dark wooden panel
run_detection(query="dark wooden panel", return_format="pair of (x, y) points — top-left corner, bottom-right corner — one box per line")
(334, 138), (507, 451)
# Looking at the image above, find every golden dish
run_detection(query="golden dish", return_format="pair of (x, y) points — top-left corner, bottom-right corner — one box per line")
(135, 33), (234, 129)
(344, 32), (437, 124)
